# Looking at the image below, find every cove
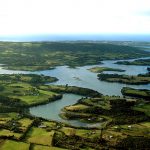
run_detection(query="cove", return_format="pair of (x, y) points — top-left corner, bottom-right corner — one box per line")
(34, 57), (150, 96)
(30, 94), (103, 127)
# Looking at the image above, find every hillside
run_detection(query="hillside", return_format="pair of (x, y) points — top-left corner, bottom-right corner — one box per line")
(0, 42), (149, 71)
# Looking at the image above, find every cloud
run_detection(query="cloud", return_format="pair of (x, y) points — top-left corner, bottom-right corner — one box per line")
(0, 0), (150, 35)
(137, 10), (150, 16)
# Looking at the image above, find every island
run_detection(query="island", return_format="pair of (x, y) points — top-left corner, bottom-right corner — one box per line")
(116, 58), (150, 66)
(97, 73), (150, 85)
(88, 67), (125, 73)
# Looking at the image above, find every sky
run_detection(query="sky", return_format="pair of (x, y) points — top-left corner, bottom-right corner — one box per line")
(0, 0), (150, 36)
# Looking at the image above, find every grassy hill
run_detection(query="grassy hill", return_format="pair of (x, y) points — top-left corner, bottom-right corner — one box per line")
(0, 42), (149, 71)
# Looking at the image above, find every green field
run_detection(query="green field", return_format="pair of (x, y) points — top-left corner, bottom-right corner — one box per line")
(26, 127), (54, 146)
(60, 127), (101, 139)
(0, 116), (34, 140)
(121, 87), (150, 100)
(134, 103), (150, 116)
(0, 74), (58, 84)
(0, 140), (30, 150)
(32, 145), (66, 150)
(0, 82), (62, 107)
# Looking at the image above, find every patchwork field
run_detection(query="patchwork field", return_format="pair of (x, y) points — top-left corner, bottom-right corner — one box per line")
(0, 140), (30, 150)
(26, 128), (54, 146)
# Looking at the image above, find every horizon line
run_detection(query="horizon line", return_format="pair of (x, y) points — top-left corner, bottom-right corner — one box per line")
(0, 34), (150, 42)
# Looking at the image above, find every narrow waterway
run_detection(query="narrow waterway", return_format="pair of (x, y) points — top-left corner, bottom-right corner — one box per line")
(30, 94), (103, 127)
(34, 57), (150, 96)
(1, 56), (150, 126)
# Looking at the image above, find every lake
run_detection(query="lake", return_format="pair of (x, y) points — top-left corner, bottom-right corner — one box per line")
(34, 57), (150, 96)
(30, 93), (103, 127)
(0, 55), (150, 126)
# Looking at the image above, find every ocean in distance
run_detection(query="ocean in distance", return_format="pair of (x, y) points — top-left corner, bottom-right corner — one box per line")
(0, 34), (150, 42)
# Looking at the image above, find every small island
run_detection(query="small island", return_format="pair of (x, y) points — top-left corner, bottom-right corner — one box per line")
(88, 67), (125, 73)
(116, 58), (150, 66)
(97, 73), (150, 85)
